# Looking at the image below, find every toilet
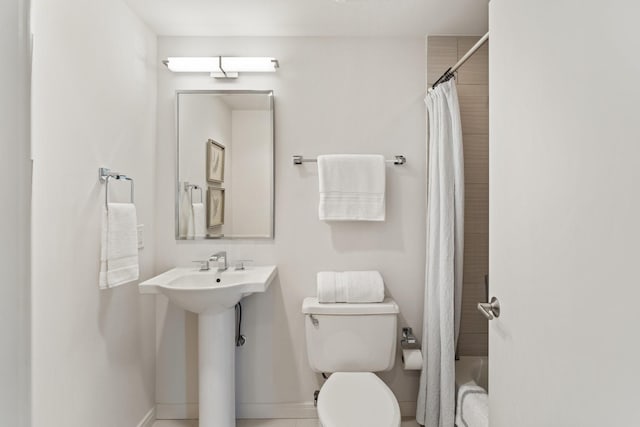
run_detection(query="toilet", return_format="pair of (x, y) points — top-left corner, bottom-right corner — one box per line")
(302, 297), (401, 427)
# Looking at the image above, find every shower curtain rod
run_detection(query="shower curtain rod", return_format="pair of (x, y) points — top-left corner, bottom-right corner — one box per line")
(431, 32), (489, 89)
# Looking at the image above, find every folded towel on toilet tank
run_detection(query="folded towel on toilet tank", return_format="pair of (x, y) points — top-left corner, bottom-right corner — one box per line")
(317, 271), (385, 303)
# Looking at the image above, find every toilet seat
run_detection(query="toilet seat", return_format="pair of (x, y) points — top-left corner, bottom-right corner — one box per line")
(317, 372), (401, 427)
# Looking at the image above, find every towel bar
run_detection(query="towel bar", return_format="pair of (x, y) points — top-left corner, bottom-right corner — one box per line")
(292, 155), (406, 165)
(99, 167), (134, 209)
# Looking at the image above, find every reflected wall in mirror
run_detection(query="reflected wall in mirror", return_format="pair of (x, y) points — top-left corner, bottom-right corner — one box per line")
(176, 90), (274, 240)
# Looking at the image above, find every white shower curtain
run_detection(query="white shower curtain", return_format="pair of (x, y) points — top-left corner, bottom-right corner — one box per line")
(417, 79), (464, 427)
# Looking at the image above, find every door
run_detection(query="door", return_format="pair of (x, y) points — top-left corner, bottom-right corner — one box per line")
(489, 1), (640, 426)
(0, 0), (30, 425)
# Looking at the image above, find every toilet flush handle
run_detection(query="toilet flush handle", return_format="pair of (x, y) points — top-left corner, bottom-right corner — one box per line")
(308, 314), (319, 327)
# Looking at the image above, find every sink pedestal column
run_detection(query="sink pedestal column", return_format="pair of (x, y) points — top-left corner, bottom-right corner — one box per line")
(199, 308), (236, 427)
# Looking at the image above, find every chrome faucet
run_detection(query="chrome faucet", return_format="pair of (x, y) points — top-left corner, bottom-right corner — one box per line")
(209, 251), (228, 272)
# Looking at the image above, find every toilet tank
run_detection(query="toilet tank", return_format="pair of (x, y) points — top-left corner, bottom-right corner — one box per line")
(302, 297), (399, 373)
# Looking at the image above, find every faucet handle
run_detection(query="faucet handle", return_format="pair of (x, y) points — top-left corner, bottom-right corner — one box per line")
(192, 260), (210, 271)
(234, 259), (253, 271)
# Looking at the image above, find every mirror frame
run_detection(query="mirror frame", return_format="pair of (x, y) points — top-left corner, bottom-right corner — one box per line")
(175, 89), (275, 240)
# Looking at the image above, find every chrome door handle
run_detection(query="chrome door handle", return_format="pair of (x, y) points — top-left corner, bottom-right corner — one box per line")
(477, 297), (500, 320)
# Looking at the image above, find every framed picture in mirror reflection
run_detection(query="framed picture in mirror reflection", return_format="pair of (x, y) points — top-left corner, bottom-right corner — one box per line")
(207, 187), (225, 227)
(206, 139), (225, 183)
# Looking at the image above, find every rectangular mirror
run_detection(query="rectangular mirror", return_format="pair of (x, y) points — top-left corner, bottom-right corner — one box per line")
(176, 90), (274, 239)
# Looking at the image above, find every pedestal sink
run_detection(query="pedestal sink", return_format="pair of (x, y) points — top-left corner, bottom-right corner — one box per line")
(139, 265), (278, 427)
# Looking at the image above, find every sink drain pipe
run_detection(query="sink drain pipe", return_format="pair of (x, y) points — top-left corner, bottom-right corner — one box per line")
(235, 302), (246, 347)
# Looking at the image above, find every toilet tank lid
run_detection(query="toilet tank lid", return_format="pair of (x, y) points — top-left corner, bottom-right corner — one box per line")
(302, 297), (399, 315)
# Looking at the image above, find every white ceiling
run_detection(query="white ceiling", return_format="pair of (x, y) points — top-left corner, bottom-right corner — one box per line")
(124, 0), (488, 37)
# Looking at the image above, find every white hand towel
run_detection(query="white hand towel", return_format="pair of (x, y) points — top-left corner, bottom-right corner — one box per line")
(455, 381), (488, 427)
(317, 271), (385, 303)
(99, 203), (139, 289)
(179, 190), (192, 238)
(318, 154), (386, 221)
(317, 272), (337, 303)
(192, 203), (206, 238)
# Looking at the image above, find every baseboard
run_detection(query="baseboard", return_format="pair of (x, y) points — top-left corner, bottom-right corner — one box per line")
(136, 408), (156, 427)
(156, 403), (198, 420)
(156, 401), (417, 420)
(238, 402), (317, 419)
(156, 402), (315, 420)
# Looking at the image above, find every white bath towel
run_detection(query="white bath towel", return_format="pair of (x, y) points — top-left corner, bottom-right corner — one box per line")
(99, 203), (139, 289)
(317, 271), (385, 303)
(455, 381), (488, 427)
(191, 203), (206, 238)
(317, 154), (386, 221)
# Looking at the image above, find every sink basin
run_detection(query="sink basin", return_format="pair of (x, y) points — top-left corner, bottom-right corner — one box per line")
(140, 264), (278, 427)
(139, 265), (277, 314)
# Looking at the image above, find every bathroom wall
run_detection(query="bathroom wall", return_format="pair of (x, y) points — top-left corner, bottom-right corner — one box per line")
(154, 37), (426, 418)
(30, 0), (158, 426)
(0, 0), (30, 425)
(426, 36), (489, 356)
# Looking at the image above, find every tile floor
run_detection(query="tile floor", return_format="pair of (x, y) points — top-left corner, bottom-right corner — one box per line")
(153, 418), (421, 427)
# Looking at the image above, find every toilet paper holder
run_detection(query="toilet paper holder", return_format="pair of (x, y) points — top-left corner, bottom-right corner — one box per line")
(401, 327), (420, 350)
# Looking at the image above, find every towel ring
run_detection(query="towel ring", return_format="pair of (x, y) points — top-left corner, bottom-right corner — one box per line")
(99, 167), (135, 209)
(184, 182), (204, 204)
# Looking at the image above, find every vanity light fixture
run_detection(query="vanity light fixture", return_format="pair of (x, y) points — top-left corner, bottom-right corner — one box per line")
(163, 56), (279, 79)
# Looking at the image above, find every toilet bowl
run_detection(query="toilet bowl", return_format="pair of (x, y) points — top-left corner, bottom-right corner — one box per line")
(302, 297), (401, 427)
(317, 372), (400, 427)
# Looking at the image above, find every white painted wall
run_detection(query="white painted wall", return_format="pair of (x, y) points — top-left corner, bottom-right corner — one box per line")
(155, 37), (426, 417)
(489, 0), (640, 425)
(0, 0), (30, 425)
(230, 110), (272, 237)
(30, 0), (158, 425)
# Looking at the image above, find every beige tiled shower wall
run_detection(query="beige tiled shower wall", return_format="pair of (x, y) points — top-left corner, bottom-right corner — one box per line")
(426, 36), (489, 356)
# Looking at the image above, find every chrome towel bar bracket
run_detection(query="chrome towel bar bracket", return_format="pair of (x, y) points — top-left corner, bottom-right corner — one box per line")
(99, 167), (135, 209)
(292, 155), (406, 165)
